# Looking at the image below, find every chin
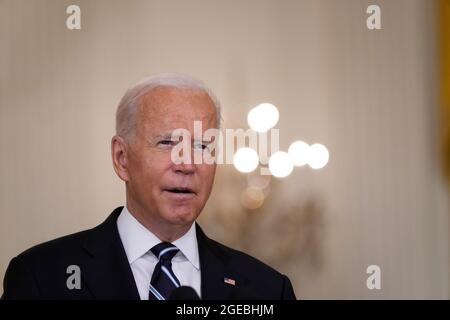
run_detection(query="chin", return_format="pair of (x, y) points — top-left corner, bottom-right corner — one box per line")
(164, 206), (199, 225)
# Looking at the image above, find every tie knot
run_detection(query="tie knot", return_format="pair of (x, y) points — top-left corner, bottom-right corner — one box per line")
(151, 242), (179, 262)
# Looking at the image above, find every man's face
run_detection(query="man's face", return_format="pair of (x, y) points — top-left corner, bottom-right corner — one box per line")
(124, 87), (217, 229)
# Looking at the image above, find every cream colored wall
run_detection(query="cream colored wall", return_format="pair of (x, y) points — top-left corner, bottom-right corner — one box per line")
(0, 0), (448, 298)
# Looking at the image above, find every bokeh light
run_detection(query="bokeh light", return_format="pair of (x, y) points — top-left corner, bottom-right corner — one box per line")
(268, 151), (294, 178)
(233, 147), (259, 173)
(308, 143), (329, 169)
(241, 187), (265, 210)
(247, 171), (271, 189)
(247, 103), (279, 133)
(288, 140), (310, 166)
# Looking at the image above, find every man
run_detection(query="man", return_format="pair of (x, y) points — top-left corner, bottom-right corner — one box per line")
(2, 73), (296, 300)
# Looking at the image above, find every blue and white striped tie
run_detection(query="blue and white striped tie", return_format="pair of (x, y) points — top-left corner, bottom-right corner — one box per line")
(148, 242), (181, 300)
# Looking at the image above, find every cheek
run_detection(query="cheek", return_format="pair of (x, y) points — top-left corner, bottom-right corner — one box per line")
(129, 153), (167, 185)
(198, 165), (216, 189)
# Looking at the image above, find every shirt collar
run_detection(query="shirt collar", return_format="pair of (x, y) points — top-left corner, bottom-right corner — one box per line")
(116, 206), (200, 270)
(172, 221), (200, 270)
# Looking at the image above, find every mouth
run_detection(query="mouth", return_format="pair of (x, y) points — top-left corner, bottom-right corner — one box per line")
(163, 187), (197, 196)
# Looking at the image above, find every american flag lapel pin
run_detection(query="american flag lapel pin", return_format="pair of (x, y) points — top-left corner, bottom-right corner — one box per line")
(224, 277), (236, 286)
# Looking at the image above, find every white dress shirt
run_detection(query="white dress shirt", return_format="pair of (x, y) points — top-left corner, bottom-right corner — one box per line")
(116, 206), (201, 300)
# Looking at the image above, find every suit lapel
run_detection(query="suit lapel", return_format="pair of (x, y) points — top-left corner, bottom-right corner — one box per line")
(196, 224), (243, 300)
(81, 207), (140, 300)
(79, 209), (245, 300)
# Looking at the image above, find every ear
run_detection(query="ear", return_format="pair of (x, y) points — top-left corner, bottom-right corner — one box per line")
(111, 135), (130, 182)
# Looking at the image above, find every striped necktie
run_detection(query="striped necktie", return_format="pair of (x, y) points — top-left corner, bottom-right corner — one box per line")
(148, 242), (181, 300)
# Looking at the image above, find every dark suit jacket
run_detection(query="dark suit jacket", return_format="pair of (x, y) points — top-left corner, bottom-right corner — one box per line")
(2, 207), (296, 300)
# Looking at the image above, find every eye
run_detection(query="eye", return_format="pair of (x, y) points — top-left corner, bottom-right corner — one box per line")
(158, 140), (176, 147)
(193, 142), (208, 150)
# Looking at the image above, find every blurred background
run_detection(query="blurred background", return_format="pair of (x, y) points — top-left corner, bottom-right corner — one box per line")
(1, 0), (449, 299)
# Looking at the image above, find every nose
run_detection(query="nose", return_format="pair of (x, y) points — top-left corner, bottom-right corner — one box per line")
(173, 162), (196, 175)
(172, 142), (198, 175)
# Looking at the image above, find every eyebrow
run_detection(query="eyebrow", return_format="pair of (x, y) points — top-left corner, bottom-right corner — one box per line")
(152, 132), (214, 143)
(154, 133), (174, 140)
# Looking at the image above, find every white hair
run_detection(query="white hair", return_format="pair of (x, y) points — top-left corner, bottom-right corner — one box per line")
(115, 73), (222, 142)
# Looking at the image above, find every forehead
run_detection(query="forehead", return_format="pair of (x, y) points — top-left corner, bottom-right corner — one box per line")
(137, 86), (217, 132)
